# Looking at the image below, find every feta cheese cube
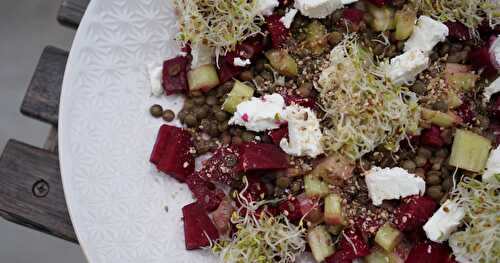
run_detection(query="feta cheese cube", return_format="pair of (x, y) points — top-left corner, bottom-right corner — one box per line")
(256, 0), (279, 16)
(483, 146), (500, 183)
(404, 16), (449, 54)
(483, 77), (500, 104)
(280, 8), (298, 29)
(191, 43), (214, 69)
(423, 200), (465, 243)
(280, 105), (324, 158)
(365, 166), (426, 206)
(386, 48), (429, 85)
(233, 57), (251, 67)
(228, 93), (286, 132)
(147, 64), (163, 96)
(294, 0), (343, 19)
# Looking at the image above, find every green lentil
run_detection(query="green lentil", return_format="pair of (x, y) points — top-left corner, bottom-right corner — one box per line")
(162, 110), (175, 122)
(150, 104), (163, 118)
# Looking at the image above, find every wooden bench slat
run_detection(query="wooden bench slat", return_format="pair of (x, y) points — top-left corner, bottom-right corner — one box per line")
(20, 46), (68, 126)
(57, 0), (90, 28)
(0, 140), (76, 243)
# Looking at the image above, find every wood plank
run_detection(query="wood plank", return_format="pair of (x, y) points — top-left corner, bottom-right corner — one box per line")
(0, 140), (77, 243)
(20, 46), (68, 126)
(57, 0), (90, 28)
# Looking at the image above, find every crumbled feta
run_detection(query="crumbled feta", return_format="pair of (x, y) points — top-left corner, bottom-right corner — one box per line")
(386, 48), (430, 85)
(294, 0), (343, 18)
(280, 105), (324, 158)
(423, 200), (465, 243)
(233, 57), (251, 67)
(191, 43), (214, 69)
(404, 16), (449, 54)
(147, 64), (163, 96)
(228, 93), (286, 132)
(256, 0), (279, 16)
(483, 146), (500, 183)
(365, 166), (426, 206)
(490, 36), (500, 67)
(483, 77), (500, 104)
(341, 0), (358, 4)
(280, 8), (298, 29)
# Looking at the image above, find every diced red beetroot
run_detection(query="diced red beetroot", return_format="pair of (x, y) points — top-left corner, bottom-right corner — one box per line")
(268, 124), (289, 144)
(278, 198), (302, 221)
(468, 38), (497, 77)
(405, 227), (428, 243)
(326, 228), (370, 263)
(366, 0), (392, 6)
(237, 142), (289, 172)
(224, 36), (265, 65)
(182, 202), (219, 250)
(445, 22), (471, 41)
(198, 146), (241, 185)
(393, 195), (437, 232)
(241, 175), (267, 202)
(266, 14), (289, 48)
(454, 100), (476, 124)
(282, 93), (317, 109)
(150, 125), (195, 182)
(405, 242), (451, 263)
(162, 56), (189, 95)
(489, 122), (500, 146)
(185, 172), (225, 211)
(217, 59), (243, 84)
(342, 8), (364, 25)
(420, 125), (444, 148)
(181, 44), (191, 54)
(489, 95), (500, 119)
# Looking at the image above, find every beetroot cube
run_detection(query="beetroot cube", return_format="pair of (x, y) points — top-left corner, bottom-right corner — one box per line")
(454, 100), (476, 124)
(445, 21), (471, 41)
(338, 228), (370, 257)
(150, 125), (195, 182)
(198, 146), (241, 185)
(325, 249), (356, 263)
(237, 142), (289, 172)
(268, 124), (289, 145)
(366, 0), (391, 6)
(224, 36), (265, 65)
(182, 202), (219, 250)
(266, 14), (289, 48)
(186, 172), (225, 211)
(489, 95), (500, 119)
(162, 56), (189, 95)
(239, 175), (268, 202)
(217, 59), (243, 84)
(405, 242), (451, 263)
(342, 8), (364, 25)
(278, 198), (302, 221)
(282, 94), (317, 109)
(393, 195), (437, 232)
(468, 37), (497, 77)
(420, 125), (444, 148)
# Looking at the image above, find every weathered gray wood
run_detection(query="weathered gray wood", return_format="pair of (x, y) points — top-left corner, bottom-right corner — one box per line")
(44, 127), (59, 153)
(20, 46), (68, 126)
(57, 0), (90, 28)
(0, 140), (77, 243)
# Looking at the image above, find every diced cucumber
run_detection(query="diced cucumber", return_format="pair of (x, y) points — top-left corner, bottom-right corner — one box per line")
(421, 108), (461, 127)
(304, 174), (330, 198)
(367, 4), (395, 32)
(308, 225), (335, 262)
(364, 248), (392, 263)
(394, 5), (417, 41)
(187, 64), (220, 92)
(310, 155), (354, 185)
(446, 72), (478, 91)
(449, 129), (492, 172)
(324, 193), (346, 226)
(221, 81), (254, 113)
(305, 21), (328, 56)
(375, 223), (402, 252)
(447, 91), (463, 109)
(265, 49), (298, 77)
(327, 224), (344, 235)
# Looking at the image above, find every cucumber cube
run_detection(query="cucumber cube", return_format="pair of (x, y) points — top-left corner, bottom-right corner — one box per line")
(421, 108), (460, 128)
(394, 5), (417, 41)
(265, 49), (298, 77)
(187, 64), (220, 92)
(449, 129), (492, 172)
(375, 223), (402, 252)
(367, 4), (395, 32)
(222, 81), (254, 113)
(308, 225), (335, 262)
(324, 193), (346, 226)
(304, 174), (330, 198)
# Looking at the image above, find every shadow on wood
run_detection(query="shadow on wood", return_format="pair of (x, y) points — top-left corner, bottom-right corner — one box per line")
(0, 140), (77, 243)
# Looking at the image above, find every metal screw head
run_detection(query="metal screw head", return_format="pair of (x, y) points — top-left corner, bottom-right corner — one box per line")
(32, 180), (49, 198)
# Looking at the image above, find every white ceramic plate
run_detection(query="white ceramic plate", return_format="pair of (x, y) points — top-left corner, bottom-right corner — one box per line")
(59, 0), (217, 262)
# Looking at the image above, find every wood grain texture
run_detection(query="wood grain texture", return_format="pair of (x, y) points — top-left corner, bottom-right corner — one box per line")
(0, 140), (77, 243)
(20, 46), (68, 126)
(57, 0), (90, 28)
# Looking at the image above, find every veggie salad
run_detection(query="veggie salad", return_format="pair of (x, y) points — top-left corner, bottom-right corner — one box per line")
(147, 0), (500, 262)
